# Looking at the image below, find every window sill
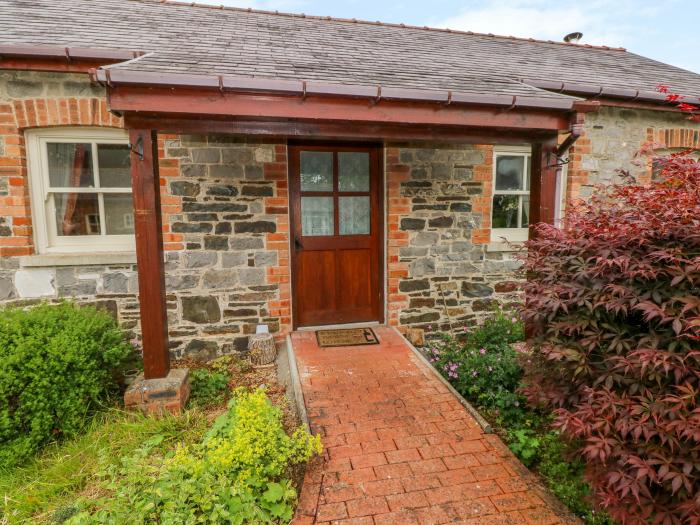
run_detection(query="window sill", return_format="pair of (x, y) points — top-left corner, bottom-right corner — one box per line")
(20, 252), (137, 268)
(486, 241), (525, 253)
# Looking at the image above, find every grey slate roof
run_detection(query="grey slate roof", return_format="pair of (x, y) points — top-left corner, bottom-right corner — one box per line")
(2, 0), (700, 102)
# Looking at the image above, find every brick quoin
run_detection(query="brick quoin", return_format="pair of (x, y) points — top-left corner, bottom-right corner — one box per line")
(0, 97), (123, 257)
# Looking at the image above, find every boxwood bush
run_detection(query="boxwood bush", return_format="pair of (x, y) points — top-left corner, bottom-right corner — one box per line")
(0, 302), (133, 468)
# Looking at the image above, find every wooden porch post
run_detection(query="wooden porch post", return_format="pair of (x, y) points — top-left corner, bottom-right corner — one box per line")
(129, 129), (170, 379)
(529, 135), (559, 233)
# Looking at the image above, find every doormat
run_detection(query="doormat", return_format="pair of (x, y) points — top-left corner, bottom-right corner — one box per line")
(316, 327), (379, 347)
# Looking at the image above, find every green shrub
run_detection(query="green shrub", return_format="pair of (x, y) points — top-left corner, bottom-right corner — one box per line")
(0, 302), (133, 469)
(427, 310), (525, 418)
(538, 432), (615, 525)
(70, 388), (322, 524)
(188, 367), (230, 407)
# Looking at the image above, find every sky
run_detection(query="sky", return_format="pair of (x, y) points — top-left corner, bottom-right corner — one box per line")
(194, 0), (700, 74)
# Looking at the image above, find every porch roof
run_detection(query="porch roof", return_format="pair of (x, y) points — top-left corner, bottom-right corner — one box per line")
(3, 0), (700, 105)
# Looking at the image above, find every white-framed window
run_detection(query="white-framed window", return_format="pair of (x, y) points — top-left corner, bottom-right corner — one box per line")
(491, 146), (532, 243)
(26, 127), (135, 254)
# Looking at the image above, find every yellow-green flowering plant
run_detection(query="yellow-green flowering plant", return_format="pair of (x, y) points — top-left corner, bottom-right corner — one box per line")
(69, 388), (322, 524)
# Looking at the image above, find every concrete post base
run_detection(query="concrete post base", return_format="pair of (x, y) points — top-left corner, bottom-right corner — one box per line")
(124, 368), (190, 415)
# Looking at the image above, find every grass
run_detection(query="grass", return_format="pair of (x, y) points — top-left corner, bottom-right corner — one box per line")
(0, 354), (297, 525)
(0, 408), (210, 524)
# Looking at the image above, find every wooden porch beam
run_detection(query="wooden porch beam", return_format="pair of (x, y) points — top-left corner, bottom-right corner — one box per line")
(529, 136), (559, 235)
(108, 86), (571, 132)
(124, 114), (561, 144)
(129, 128), (170, 380)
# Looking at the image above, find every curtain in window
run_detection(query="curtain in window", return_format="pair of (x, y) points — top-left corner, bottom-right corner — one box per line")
(62, 145), (86, 235)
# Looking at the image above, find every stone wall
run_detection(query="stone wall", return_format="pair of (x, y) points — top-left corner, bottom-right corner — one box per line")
(158, 135), (291, 358)
(567, 105), (700, 202)
(0, 70), (141, 338)
(386, 144), (523, 334)
(0, 71), (291, 360)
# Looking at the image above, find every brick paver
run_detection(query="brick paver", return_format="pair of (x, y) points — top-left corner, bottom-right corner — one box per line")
(291, 327), (574, 525)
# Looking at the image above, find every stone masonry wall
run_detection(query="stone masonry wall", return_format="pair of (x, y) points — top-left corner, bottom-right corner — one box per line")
(158, 135), (291, 358)
(0, 71), (291, 360)
(386, 144), (523, 334)
(567, 105), (700, 202)
(0, 70), (142, 333)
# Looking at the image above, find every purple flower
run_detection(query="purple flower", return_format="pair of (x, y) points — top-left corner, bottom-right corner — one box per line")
(479, 348), (486, 355)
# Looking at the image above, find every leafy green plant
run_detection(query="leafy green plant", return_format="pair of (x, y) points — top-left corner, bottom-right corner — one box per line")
(0, 302), (133, 469)
(538, 432), (615, 525)
(70, 388), (322, 524)
(427, 310), (525, 420)
(507, 428), (541, 467)
(188, 367), (230, 407)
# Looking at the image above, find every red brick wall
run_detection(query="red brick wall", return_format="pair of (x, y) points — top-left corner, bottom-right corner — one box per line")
(0, 95), (122, 257)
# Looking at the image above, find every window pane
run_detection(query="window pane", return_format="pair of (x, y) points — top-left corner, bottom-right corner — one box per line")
(492, 195), (520, 228)
(104, 194), (135, 235)
(47, 143), (94, 188)
(525, 157), (531, 190)
(98, 144), (131, 187)
(300, 151), (333, 191)
(338, 152), (369, 191)
(301, 196), (333, 236)
(339, 196), (370, 235)
(53, 193), (100, 236)
(521, 195), (530, 227)
(495, 155), (524, 191)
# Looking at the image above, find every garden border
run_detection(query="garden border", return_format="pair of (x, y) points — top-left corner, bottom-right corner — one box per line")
(391, 327), (494, 434)
(285, 334), (311, 433)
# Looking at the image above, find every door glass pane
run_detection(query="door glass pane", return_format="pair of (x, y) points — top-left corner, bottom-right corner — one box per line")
(521, 195), (530, 227)
(495, 155), (524, 191)
(339, 196), (370, 235)
(300, 151), (332, 191)
(301, 196), (334, 236)
(338, 152), (370, 191)
(98, 144), (131, 187)
(47, 143), (94, 188)
(104, 194), (135, 234)
(492, 194), (520, 228)
(53, 193), (100, 236)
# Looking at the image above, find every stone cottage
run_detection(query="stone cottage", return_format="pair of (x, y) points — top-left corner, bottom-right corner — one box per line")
(1, 0), (699, 375)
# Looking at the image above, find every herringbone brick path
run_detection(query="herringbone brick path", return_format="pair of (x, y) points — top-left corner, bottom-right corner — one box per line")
(291, 327), (574, 525)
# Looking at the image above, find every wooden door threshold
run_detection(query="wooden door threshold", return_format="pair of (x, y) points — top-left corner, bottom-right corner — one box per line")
(296, 321), (382, 332)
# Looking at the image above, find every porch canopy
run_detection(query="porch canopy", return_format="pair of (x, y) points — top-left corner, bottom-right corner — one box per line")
(88, 65), (594, 380)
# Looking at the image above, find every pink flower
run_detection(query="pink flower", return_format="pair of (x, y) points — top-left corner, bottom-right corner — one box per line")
(479, 348), (486, 355)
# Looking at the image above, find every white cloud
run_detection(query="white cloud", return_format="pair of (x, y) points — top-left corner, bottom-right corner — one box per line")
(433, 0), (637, 47)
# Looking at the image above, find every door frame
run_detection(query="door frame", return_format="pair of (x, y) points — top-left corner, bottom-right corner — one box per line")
(288, 140), (385, 330)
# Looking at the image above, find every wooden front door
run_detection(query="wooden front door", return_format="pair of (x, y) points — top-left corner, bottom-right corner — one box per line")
(289, 144), (384, 328)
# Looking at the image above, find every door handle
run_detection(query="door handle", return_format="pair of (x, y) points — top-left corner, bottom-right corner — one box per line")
(294, 238), (303, 250)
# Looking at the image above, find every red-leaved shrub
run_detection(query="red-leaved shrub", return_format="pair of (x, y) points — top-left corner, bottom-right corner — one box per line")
(520, 153), (700, 525)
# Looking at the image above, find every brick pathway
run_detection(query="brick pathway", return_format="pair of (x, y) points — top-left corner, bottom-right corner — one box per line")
(291, 326), (573, 525)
